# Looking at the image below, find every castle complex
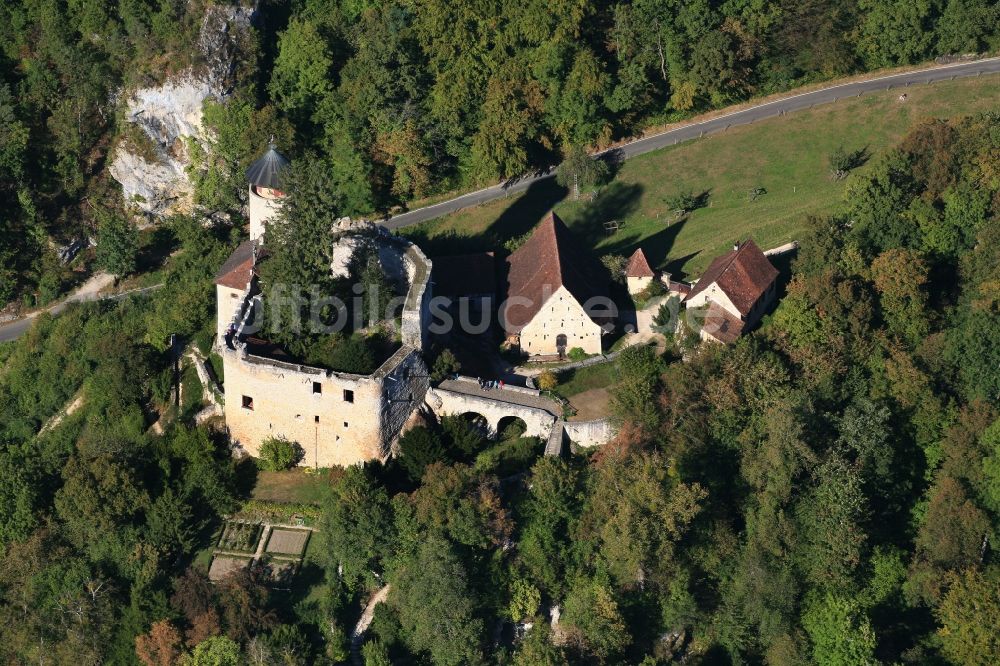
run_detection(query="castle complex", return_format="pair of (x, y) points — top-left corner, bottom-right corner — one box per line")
(214, 146), (433, 468)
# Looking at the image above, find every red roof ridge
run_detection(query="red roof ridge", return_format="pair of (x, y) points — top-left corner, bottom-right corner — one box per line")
(544, 213), (563, 289)
(502, 211), (609, 332)
(685, 238), (777, 317)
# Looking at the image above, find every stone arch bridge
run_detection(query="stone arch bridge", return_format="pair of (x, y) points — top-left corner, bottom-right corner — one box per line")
(425, 377), (560, 439)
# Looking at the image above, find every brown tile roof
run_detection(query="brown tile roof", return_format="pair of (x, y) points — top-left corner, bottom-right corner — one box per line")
(431, 252), (496, 298)
(668, 280), (692, 296)
(214, 239), (256, 289)
(502, 212), (609, 333)
(700, 301), (745, 343)
(685, 239), (778, 317)
(625, 248), (655, 277)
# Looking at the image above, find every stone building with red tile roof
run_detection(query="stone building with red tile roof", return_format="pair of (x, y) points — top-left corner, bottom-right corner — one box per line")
(214, 239), (258, 341)
(684, 239), (778, 343)
(624, 247), (656, 295)
(501, 212), (612, 356)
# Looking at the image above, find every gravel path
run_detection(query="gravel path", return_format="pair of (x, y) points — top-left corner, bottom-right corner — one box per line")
(0, 276), (163, 343)
(351, 584), (391, 665)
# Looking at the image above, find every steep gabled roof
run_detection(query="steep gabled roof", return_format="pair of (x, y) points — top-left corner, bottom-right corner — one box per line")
(625, 247), (655, 278)
(685, 239), (778, 316)
(502, 212), (609, 332)
(214, 239), (256, 289)
(246, 144), (290, 189)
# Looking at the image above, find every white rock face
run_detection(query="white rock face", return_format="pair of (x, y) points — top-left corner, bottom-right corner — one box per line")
(109, 4), (254, 216)
(330, 236), (361, 279)
(109, 145), (192, 214)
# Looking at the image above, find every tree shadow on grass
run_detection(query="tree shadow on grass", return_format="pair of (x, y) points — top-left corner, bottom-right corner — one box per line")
(662, 251), (702, 281)
(565, 181), (645, 247)
(484, 177), (569, 247)
(402, 177), (569, 257)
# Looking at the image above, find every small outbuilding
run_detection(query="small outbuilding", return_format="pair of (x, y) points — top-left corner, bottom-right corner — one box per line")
(684, 239), (778, 343)
(624, 247), (656, 295)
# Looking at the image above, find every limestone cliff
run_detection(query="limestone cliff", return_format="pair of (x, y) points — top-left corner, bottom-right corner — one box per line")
(108, 4), (254, 216)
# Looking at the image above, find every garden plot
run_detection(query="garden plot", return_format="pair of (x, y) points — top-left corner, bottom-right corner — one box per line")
(264, 558), (299, 585)
(217, 521), (263, 553)
(208, 555), (252, 581)
(265, 528), (311, 556)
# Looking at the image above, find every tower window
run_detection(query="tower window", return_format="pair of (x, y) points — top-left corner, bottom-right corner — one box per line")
(312, 382), (322, 395)
(343, 389), (354, 403)
(241, 395), (254, 410)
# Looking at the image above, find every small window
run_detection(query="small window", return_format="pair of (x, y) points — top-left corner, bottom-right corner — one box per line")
(344, 421), (349, 428)
(314, 415), (320, 423)
(230, 292), (238, 298)
(312, 382), (322, 395)
(242, 395), (254, 410)
(343, 389), (354, 403)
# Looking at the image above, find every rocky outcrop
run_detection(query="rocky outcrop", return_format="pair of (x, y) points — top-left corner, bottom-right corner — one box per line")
(109, 4), (255, 216)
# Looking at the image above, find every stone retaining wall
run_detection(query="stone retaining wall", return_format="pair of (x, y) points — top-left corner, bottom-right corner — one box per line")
(564, 419), (616, 448)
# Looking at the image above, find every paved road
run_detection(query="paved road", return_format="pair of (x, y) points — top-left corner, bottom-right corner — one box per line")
(383, 57), (1000, 230)
(0, 280), (164, 343)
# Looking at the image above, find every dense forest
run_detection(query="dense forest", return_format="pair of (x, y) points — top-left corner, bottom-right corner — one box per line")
(2, 0), (1000, 304)
(1, 105), (999, 662)
(2, 0), (1000, 664)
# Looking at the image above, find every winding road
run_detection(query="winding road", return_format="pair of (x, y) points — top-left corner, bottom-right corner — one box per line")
(0, 277), (163, 343)
(383, 56), (1000, 230)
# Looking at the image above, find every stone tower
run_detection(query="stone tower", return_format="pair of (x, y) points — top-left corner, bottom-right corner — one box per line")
(246, 144), (290, 242)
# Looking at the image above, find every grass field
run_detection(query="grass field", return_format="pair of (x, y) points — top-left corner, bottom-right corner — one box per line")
(251, 469), (329, 504)
(402, 74), (1000, 278)
(552, 361), (620, 399)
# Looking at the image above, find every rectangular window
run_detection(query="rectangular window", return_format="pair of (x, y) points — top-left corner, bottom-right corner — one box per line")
(343, 389), (354, 403)
(314, 415), (320, 423)
(241, 395), (254, 410)
(312, 382), (322, 395)
(343, 421), (349, 428)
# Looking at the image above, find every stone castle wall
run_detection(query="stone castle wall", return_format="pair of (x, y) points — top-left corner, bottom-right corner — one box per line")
(564, 419), (616, 448)
(401, 244), (433, 350)
(222, 344), (429, 468)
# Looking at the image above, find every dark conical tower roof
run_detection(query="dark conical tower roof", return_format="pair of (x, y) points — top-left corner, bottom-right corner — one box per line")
(246, 144), (290, 189)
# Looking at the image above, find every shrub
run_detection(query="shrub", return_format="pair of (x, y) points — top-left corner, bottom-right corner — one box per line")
(257, 437), (304, 471)
(664, 190), (698, 213)
(442, 415), (485, 457)
(536, 370), (558, 391)
(601, 255), (627, 283)
(567, 347), (589, 361)
(398, 426), (449, 482)
(828, 145), (868, 180)
(233, 499), (321, 525)
(431, 348), (460, 382)
(304, 333), (378, 374)
(474, 437), (542, 476)
(95, 208), (139, 277)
